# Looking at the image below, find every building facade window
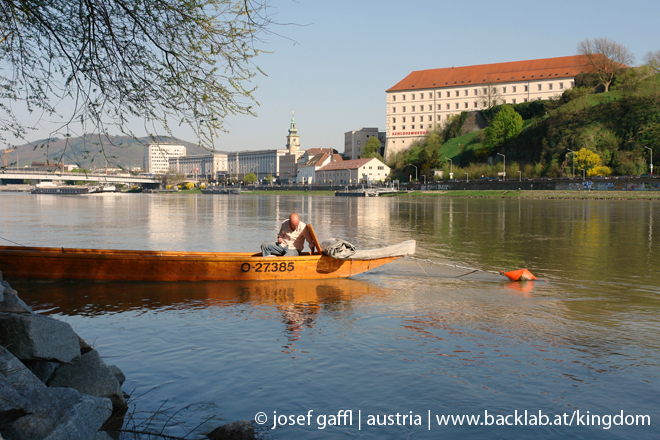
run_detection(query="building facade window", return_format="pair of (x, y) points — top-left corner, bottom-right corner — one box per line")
(464, 102), (468, 108)
(392, 117), (396, 123)
(474, 101), (477, 107)
(446, 104), (450, 110)
(438, 104), (441, 110)
(455, 103), (459, 109)
(393, 95), (396, 101)
(524, 85), (528, 92)
(438, 92), (442, 98)
(412, 106), (415, 112)
(403, 94), (406, 100)
(537, 84), (542, 91)
(524, 98), (528, 102)
(474, 89), (478, 95)
(403, 106), (406, 112)
(560, 82), (564, 89)
(402, 117), (406, 122)
(549, 83), (553, 90)
(513, 86), (517, 92)
(392, 107), (396, 113)
(446, 91), (450, 97)
(455, 91), (459, 97)
(428, 105), (432, 110)
(412, 94), (415, 100)
(464, 90), (468, 96)
(502, 86), (507, 93)
(512, 99), (516, 104)
(412, 116), (415, 122)
(428, 115), (432, 121)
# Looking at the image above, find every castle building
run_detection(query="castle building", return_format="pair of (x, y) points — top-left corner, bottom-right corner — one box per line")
(385, 55), (596, 160)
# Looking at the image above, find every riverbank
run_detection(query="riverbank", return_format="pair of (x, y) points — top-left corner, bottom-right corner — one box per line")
(243, 189), (660, 200)
(384, 190), (660, 200)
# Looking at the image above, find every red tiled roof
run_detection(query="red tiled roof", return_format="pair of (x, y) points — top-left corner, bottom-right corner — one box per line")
(387, 55), (598, 92)
(318, 158), (380, 171)
(301, 153), (329, 168)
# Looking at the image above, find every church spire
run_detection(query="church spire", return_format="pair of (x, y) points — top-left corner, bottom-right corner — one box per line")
(286, 111), (300, 154)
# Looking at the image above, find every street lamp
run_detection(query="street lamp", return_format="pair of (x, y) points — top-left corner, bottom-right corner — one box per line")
(254, 164), (259, 184)
(465, 172), (469, 183)
(407, 163), (417, 182)
(497, 153), (505, 181)
(581, 168), (585, 180)
(567, 149), (575, 178)
(444, 157), (453, 179)
(518, 170), (521, 182)
(644, 146), (653, 175)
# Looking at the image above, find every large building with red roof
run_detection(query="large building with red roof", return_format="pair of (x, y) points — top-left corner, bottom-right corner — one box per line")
(385, 55), (596, 159)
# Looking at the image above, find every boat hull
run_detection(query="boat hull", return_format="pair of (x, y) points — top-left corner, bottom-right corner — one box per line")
(0, 246), (400, 282)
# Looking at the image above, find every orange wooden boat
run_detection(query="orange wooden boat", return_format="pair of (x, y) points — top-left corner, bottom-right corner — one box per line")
(0, 233), (416, 282)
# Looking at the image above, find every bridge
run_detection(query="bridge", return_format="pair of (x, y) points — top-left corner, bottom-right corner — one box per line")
(0, 170), (161, 188)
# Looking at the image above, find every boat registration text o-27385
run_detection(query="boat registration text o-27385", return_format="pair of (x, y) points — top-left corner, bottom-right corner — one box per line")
(241, 262), (294, 273)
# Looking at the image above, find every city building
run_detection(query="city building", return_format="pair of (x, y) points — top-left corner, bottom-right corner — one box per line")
(143, 144), (186, 174)
(297, 152), (342, 184)
(227, 149), (287, 182)
(344, 128), (385, 160)
(385, 55), (595, 160)
(168, 152), (228, 181)
(316, 158), (390, 185)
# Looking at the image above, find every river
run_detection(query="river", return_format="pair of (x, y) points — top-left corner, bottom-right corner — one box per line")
(1, 192), (658, 439)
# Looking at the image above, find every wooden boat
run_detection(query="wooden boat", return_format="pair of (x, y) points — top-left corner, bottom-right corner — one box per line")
(0, 227), (415, 282)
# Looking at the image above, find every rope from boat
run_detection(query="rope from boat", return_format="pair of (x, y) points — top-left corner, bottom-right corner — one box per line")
(406, 256), (502, 277)
(0, 236), (27, 247)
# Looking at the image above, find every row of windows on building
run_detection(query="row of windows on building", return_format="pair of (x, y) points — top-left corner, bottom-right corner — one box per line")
(390, 82), (574, 103)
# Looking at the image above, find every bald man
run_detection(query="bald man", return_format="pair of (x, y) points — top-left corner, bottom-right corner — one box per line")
(261, 213), (315, 257)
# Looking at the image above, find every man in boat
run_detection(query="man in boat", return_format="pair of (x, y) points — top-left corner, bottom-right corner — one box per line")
(261, 213), (315, 257)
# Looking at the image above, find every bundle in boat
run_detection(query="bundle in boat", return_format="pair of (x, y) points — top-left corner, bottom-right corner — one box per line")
(321, 239), (416, 260)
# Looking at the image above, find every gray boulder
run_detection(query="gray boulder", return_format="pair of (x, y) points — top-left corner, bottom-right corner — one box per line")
(108, 364), (126, 386)
(93, 431), (115, 440)
(2, 386), (113, 440)
(207, 420), (256, 440)
(0, 347), (113, 440)
(0, 312), (81, 363)
(0, 346), (46, 398)
(49, 349), (127, 411)
(23, 360), (59, 384)
(0, 282), (32, 313)
(0, 374), (29, 425)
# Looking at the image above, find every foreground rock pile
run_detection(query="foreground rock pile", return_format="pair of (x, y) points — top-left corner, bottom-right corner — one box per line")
(0, 271), (126, 440)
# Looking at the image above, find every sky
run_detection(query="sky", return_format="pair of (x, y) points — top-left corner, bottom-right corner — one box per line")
(4, 0), (660, 153)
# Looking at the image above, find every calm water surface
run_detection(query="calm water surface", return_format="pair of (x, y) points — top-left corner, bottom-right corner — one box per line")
(1, 193), (658, 439)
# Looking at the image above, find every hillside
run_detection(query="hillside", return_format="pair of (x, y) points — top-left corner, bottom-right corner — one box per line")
(393, 73), (660, 180)
(4, 135), (212, 170)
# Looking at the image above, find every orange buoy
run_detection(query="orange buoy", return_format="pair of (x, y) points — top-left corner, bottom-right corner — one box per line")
(500, 268), (538, 281)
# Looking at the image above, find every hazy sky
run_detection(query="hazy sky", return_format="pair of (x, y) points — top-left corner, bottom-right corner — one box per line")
(5, 0), (660, 152)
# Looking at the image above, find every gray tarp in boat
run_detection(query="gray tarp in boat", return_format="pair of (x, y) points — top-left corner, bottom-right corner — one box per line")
(321, 239), (416, 260)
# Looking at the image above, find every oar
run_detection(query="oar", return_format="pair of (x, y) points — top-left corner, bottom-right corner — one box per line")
(306, 224), (323, 255)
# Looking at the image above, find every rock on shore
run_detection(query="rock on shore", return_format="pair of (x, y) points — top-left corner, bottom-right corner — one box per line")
(0, 273), (126, 440)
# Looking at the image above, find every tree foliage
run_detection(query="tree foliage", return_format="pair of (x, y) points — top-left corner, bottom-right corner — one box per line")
(244, 172), (257, 183)
(484, 105), (523, 152)
(577, 37), (634, 92)
(645, 50), (660, 74)
(0, 0), (272, 154)
(361, 136), (383, 160)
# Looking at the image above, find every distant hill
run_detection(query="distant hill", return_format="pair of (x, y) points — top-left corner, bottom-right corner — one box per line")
(5, 135), (216, 170)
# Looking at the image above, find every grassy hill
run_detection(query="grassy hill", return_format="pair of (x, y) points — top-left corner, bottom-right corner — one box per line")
(4, 135), (212, 170)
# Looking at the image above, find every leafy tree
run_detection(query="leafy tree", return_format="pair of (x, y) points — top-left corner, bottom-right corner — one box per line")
(645, 50), (660, 74)
(265, 174), (273, 183)
(244, 172), (257, 183)
(362, 136), (383, 160)
(478, 82), (503, 109)
(484, 105), (523, 152)
(577, 38), (634, 92)
(574, 148), (602, 173)
(0, 0), (272, 153)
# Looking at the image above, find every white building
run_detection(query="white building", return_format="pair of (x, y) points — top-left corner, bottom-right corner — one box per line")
(168, 152), (228, 181)
(144, 144), (186, 174)
(227, 149), (287, 182)
(344, 128), (385, 160)
(317, 158), (390, 185)
(385, 55), (596, 160)
(297, 153), (342, 184)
